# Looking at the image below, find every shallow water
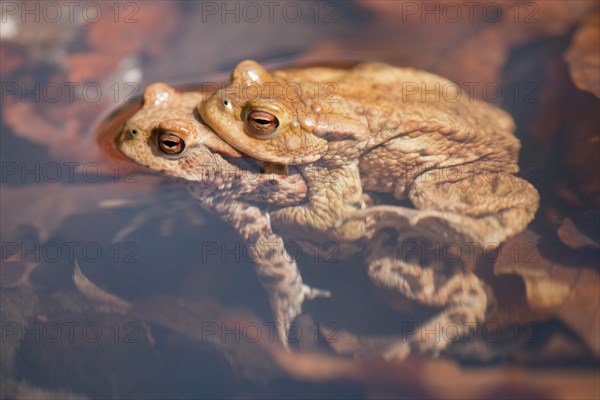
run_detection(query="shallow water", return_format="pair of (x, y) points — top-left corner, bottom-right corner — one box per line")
(1, 1), (599, 398)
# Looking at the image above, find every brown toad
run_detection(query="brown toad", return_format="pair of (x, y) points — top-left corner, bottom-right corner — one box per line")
(198, 60), (539, 250)
(116, 83), (330, 346)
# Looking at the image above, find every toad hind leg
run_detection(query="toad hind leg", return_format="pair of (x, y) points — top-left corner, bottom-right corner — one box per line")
(337, 170), (538, 359)
(407, 171), (539, 246)
(366, 231), (487, 360)
(407, 273), (486, 357)
(337, 171), (538, 249)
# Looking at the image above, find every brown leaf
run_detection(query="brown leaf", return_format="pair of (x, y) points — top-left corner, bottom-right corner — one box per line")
(72, 261), (131, 313)
(529, 59), (571, 147)
(301, 1), (594, 93)
(565, 12), (600, 98)
(494, 231), (600, 355)
(0, 260), (38, 288)
(266, 345), (598, 399)
(66, 53), (121, 83)
(557, 217), (600, 249)
(510, 1), (598, 39)
(529, 58), (599, 207)
(0, 43), (29, 75)
(0, 178), (161, 242)
(2, 97), (103, 161)
(66, 2), (180, 82)
(132, 298), (283, 384)
(143, 300), (599, 398)
(563, 97), (600, 206)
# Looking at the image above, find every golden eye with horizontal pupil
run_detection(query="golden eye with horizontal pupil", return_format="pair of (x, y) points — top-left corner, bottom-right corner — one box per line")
(157, 131), (185, 155)
(246, 111), (279, 137)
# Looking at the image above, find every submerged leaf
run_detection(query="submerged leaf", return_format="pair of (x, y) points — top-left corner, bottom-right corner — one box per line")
(565, 12), (600, 98)
(72, 261), (131, 313)
(557, 217), (600, 249)
(494, 231), (600, 355)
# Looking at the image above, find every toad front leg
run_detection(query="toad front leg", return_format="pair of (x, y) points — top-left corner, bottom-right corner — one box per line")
(270, 162), (366, 244)
(194, 193), (330, 348)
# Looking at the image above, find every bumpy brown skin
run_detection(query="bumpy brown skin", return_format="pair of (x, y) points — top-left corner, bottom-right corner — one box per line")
(116, 83), (330, 347)
(199, 61), (540, 356)
(199, 61), (539, 245)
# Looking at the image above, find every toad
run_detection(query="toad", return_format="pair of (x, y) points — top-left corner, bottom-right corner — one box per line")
(116, 83), (330, 346)
(198, 61), (539, 251)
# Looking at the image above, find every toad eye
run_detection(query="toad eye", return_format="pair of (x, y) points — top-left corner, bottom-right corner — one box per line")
(246, 111), (279, 137)
(157, 131), (185, 155)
